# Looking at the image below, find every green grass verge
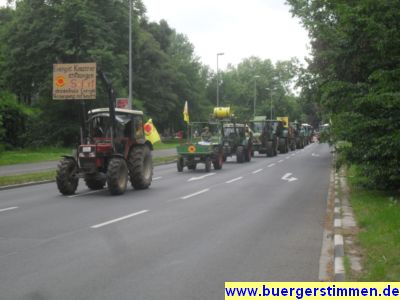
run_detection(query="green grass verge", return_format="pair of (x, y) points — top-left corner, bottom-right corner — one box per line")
(0, 156), (177, 187)
(347, 165), (400, 281)
(0, 170), (56, 187)
(153, 141), (179, 150)
(0, 147), (71, 166)
(0, 142), (177, 166)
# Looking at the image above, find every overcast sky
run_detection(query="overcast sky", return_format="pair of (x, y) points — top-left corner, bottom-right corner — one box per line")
(143, 0), (310, 70)
(0, 0), (310, 70)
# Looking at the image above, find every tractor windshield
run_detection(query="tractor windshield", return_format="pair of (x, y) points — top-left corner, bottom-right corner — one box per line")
(89, 113), (132, 140)
(251, 122), (264, 134)
(190, 122), (220, 143)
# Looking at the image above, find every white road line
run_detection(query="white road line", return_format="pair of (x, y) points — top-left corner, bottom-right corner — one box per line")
(187, 173), (216, 182)
(285, 156), (291, 159)
(278, 159), (284, 163)
(252, 169), (263, 174)
(91, 210), (149, 229)
(267, 163), (275, 168)
(226, 177), (243, 184)
(291, 153), (296, 157)
(0, 206), (18, 213)
(153, 176), (162, 180)
(181, 188), (210, 200)
(68, 190), (103, 198)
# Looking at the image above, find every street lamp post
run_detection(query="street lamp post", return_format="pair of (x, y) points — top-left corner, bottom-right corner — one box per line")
(253, 75), (260, 118)
(128, 0), (132, 108)
(265, 88), (273, 120)
(216, 52), (224, 106)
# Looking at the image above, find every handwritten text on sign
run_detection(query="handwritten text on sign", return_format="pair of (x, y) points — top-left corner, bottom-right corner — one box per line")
(53, 63), (96, 100)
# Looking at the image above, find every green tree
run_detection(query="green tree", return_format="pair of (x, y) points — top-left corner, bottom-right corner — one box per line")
(287, 0), (400, 188)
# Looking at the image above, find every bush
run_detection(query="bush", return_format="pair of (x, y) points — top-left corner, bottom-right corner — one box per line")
(0, 92), (39, 149)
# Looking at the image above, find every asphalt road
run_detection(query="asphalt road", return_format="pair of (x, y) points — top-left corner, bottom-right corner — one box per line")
(0, 143), (331, 300)
(0, 148), (177, 176)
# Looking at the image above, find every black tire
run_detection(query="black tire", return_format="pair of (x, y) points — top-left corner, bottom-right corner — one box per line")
(205, 157), (212, 172)
(56, 158), (79, 195)
(244, 146), (251, 162)
(236, 146), (244, 163)
(84, 175), (106, 190)
(107, 158), (128, 195)
(177, 157), (184, 172)
(266, 141), (274, 157)
(128, 145), (153, 189)
(213, 152), (223, 170)
(223, 155), (227, 162)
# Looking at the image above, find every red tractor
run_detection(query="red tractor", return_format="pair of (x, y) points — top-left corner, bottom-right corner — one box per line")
(56, 72), (153, 195)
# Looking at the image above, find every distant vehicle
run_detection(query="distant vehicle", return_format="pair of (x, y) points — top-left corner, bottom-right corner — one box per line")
(176, 122), (224, 172)
(250, 116), (279, 157)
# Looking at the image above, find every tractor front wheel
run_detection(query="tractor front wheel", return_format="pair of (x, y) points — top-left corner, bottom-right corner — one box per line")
(56, 158), (79, 195)
(129, 145), (153, 189)
(107, 158), (128, 195)
(236, 146), (244, 163)
(205, 157), (212, 172)
(177, 157), (184, 172)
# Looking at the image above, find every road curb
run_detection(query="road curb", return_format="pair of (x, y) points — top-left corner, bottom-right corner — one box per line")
(318, 166), (335, 281)
(0, 180), (55, 191)
(0, 159), (177, 191)
(333, 172), (345, 281)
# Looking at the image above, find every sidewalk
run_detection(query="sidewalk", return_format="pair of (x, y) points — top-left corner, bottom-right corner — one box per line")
(0, 148), (176, 176)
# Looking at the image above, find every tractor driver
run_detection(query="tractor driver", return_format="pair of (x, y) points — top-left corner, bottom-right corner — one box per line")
(201, 126), (212, 142)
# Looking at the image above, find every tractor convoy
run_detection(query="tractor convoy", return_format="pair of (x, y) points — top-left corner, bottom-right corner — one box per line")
(175, 107), (315, 173)
(55, 70), (314, 195)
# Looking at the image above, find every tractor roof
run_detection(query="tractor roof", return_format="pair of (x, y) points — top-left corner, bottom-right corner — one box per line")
(252, 116), (267, 122)
(223, 123), (245, 128)
(89, 108), (143, 116)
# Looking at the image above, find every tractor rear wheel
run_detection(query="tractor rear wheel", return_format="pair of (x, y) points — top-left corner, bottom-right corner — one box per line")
(236, 146), (244, 163)
(107, 158), (128, 195)
(266, 141), (274, 157)
(84, 175), (106, 190)
(177, 157), (184, 172)
(128, 145), (153, 189)
(56, 158), (79, 195)
(213, 152), (223, 170)
(205, 157), (212, 172)
(244, 146), (251, 162)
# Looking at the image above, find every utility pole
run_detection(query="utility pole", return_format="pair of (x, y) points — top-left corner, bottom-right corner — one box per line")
(216, 52), (224, 106)
(253, 75), (260, 118)
(128, 0), (133, 109)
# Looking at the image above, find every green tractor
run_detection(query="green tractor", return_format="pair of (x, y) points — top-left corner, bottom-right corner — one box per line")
(292, 121), (305, 150)
(276, 117), (290, 153)
(211, 107), (252, 163)
(176, 122), (224, 172)
(301, 123), (313, 145)
(221, 122), (252, 163)
(250, 116), (279, 157)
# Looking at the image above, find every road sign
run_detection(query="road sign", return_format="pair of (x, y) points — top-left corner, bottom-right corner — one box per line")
(116, 98), (129, 109)
(53, 63), (96, 100)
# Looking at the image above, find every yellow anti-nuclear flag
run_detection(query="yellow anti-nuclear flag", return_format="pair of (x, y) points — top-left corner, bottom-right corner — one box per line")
(183, 101), (189, 123)
(144, 119), (161, 144)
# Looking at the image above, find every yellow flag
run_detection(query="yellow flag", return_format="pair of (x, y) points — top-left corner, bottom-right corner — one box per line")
(277, 116), (289, 128)
(144, 119), (161, 144)
(183, 101), (189, 123)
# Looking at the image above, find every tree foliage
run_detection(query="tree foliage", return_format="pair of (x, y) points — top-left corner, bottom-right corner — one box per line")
(287, 0), (400, 188)
(0, 0), (309, 149)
